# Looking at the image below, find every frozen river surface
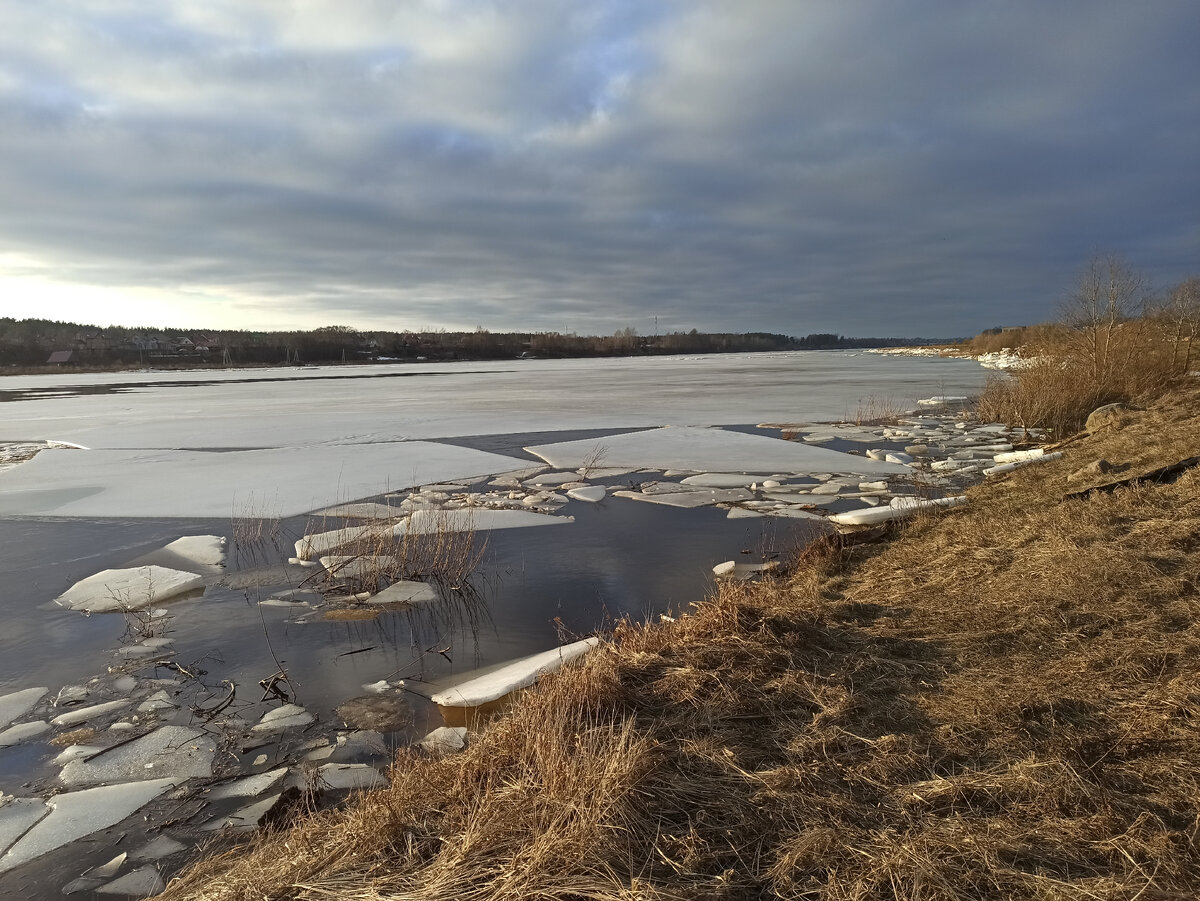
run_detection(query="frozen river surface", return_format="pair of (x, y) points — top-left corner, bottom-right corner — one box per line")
(0, 351), (985, 517)
(0, 351), (989, 896)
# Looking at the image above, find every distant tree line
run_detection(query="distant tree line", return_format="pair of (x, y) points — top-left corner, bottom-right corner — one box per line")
(0, 318), (951, 369)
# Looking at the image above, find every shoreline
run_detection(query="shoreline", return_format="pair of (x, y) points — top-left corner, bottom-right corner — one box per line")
(154, 385), (1200, 898)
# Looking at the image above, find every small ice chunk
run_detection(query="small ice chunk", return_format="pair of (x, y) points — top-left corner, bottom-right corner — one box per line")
(992, 448), (1047, 464)
(53, 745), (105, 765)
(761, 479), (781, 488)
(250, 704), (314, 734)
(858, 481), (888, 491)
(829, 496), (967, 527)
(418, 726), (468, 755)
(51, 700), (130, 728)
(726, 507), (765, 519)
(679, 473), (767, 488)
(56, 567), (204, 613)
(0, 687), (48, 729)
(294, 524), (390, 561)
(137, 691), (178, 714)
(111, 676), (137, 693)
(809, 483), (842, 495)
(309, 502), (404, 519)
(316, 763), (387, 791)
(367, 580), (439, 605)
(0, 779), (177, 874)
(89, 851), (127, 878)
(0, 721), (50, 747)
(201, 793), (280, 832)
(522, 471), (584, 487)
(117, 637), (174, 659)
(319, 556), (398, 581)
(161, 535), (227, 568)
(566, 485), (607, 503)
(97, 865), (165, 896)
(130, 835), (188, 861)
(54, 686), (90, 706)
(866, 449), (889, 461)
(431, 638), (600, 709)
(769, 507), (827, 520)
(884, 453), (913, 465)
(207, 767), (288, 801)
(917, 395), (968, 406)
(802, 434), (836, 443)
(59, 726), (216, 788)
(397, 508), (573, 535)
(612, 489), (752, 509)
(362, 680), (391, 694)
(713, 562), (779, 580)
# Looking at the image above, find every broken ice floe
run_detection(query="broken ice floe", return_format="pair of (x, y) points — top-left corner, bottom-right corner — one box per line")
(0, 721), (50, 748)
(59, 726), (215, 788)
(96, 865), (165, 896)
(398, 507), (573, 535)
(0, 779), (178, 875)
(160, 535), (227, 570)
(317, 763), (388, 791)
(0, 687), (49, 729)
(418, 726), (468, 755)
(431, 637), (601, 724)
(712, 561), (779, 580)
(206, 767), (289, 801)
(612, 488), (753, 509)
(984, 451), (1062, 476)
(51, 700), (131, 728)
(250, 704), (314, 734)
(566, 485), (607, 502)
(526, 427), (909, 476)
(365, 581), (440, 605)
(56, 566), (205, 613)
(828, 495), (967, 528)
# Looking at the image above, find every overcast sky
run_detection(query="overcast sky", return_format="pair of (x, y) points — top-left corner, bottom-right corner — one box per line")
(1, 1), (1197, 337)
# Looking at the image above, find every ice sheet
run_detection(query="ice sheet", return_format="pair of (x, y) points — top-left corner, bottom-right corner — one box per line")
(0, 443), (532, 519)
(0, 780), (178, 874)
(0, 355), (988, 521)
(526, 427), (910, 476)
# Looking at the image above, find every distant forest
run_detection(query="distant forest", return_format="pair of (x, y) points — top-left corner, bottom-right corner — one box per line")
(0, 318), (951, 368)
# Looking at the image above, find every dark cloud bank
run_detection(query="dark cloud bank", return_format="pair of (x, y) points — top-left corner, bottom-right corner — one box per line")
(1, 1), (1197, 336)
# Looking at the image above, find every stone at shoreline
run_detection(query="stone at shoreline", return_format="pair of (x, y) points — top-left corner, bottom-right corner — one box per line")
(1086, 402), (1135, 432)
(1067, 459), (1115, 483)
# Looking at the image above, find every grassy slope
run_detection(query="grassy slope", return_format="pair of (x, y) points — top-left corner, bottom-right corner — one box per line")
(160, 387), (1200, 901)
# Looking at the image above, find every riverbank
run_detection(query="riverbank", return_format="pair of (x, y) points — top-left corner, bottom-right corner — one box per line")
(156, 382), (1200, 899)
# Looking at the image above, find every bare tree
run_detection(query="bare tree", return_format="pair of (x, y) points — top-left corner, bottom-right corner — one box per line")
(1164, 276), (1200, 373)
(1060, 253), (1148, 379)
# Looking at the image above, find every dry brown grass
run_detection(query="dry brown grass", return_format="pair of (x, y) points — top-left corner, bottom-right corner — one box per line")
(160, 386), (1200, 901)
(976, 319), (1184, 436)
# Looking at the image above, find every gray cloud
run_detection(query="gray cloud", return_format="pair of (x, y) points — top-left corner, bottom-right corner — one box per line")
(0, 0), (1197, 337)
